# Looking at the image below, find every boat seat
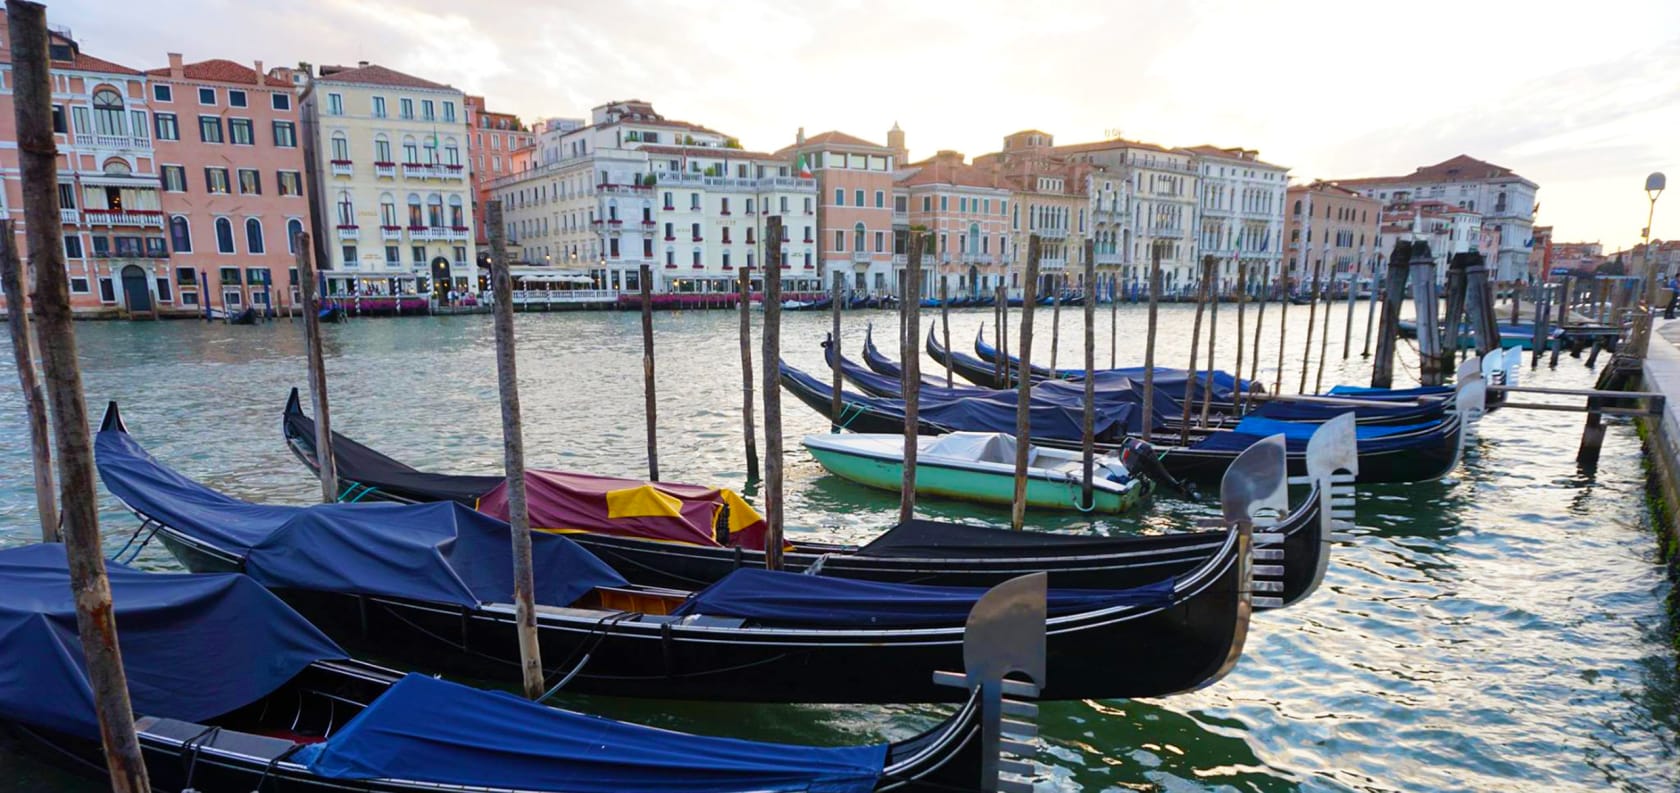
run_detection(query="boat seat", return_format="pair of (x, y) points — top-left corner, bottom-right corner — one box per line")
(140, 717), (300, 761)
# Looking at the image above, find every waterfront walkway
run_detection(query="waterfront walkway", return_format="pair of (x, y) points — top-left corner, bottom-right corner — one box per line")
(1637, 319), (1680, 578)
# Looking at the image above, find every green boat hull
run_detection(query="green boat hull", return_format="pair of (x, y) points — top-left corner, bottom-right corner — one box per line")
(807, 445), (1148, 513)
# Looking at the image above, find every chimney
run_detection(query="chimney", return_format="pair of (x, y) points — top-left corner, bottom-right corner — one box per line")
(358, 60), (369, 68)
(796, 126), (805, 146)
(253, 60), (263, 83)
(167, 52), (183, 79)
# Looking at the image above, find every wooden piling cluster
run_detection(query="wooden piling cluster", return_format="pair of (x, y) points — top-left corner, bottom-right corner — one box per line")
(1011, 235), (1042, 531)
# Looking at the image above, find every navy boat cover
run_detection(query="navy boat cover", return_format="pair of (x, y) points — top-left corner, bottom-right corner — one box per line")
(1326, 384), (1456, 400)
(1191, 416), (1450, 453)
(672, 568), (1176, 626)
(96, 427), (627, 608)
(298, 673), (886, 793)
(0, 544), (343, 739)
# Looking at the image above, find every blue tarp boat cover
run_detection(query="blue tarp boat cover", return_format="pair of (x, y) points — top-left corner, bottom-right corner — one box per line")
(298, 673), (886, 793)
(1232, 416), (1438, 442)
(95, 427), (627, 608)
(973, 331), (1255, 400)
(0, 544), (343, 740)
(672, 568), (1176, 626)
(1191, 416), (1451, 453)
(1326, 384), (1455, 399)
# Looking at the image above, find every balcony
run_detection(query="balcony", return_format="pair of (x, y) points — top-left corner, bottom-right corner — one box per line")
(1040, 257), (1067, 270)
(1151, 227), (1185, 239)
(59, 208), (80, 225)
(446, 226), (470, 241)
(88, 134), (151, 151)
(851, 251), (871, 264)
(374, 162), (396, 178)
(336, 225), (360, 240)
(596, 183), (651, 196)
(330, 160), (353, 177)
(893, 254), (908, 266)
(1095, 252), (1124, 266)
(1032, 227), (1068, 240)
(401, 163), (433, 179)
(84, 210), (164, 228)
(441, 164), (466, 181)
(406, 226), (431, 240)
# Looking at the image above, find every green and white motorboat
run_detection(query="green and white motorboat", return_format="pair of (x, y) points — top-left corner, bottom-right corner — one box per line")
(802, 431), (1153, 513)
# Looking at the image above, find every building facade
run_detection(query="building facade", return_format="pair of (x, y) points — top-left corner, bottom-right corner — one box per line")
(464, 95), (531, 248)
(1056, 139), (1199, 293)
(896, 150), (1010, 298)
(146, 54), (306, 315)
(0, 23), (171, 317)
(1550, 242), (1605, 277)
(302, 62), (475, 298)
(1284, 181), (1381, 292)
(1335, 155), (1538, 281)
(779, 129), (898, 295)
(975, 131), (1093, 294)
(488, 100), (817, 294)
(1183, 146), (1287, 295)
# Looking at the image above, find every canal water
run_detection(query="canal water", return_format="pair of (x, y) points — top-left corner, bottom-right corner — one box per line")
(0, 301), (1675, 791)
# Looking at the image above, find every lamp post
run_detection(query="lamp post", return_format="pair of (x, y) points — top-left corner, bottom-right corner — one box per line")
(1639, 172), (1666, 352)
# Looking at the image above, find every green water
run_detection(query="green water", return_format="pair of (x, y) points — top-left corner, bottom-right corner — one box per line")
(0, 302), (1675, 791)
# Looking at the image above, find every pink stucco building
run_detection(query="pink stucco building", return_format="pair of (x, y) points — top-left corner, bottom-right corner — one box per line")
(897, 150), (1010, 298)
(146, 54), (307, 315)
(778, 129), (900, 295)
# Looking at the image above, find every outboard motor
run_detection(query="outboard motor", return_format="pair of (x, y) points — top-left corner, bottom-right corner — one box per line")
(1119, 437), (1197, 499)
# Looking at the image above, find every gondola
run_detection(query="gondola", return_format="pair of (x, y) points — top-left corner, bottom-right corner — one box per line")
(98, 404), (1262, 703)
(842, 334), (1449, 428)
(279, 391), (1332, 602)
(783, 359), (1479, 486)
(0, 544), (990, 793)
(783, 296), (834, 312)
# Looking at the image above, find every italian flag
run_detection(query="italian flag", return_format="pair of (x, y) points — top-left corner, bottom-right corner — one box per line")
(796, 154), (812, 179)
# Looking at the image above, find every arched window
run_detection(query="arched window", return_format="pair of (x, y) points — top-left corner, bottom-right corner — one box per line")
(422, 135), (438, 164)
(852, 222), (865, 252)
(426, 194), (444, 227)
(102, 159), (132, 176)
(607, 198), (618, 221)
(373, 134), (392, 163)
(379, 193), (397, 227)
(330, 132), (349, 161)
(214, 217), (235, 253)
(92, 88), (125, 136)
(968, 222), (980, 254)
(406, 193), (423, 227)
(286, 219), (304, 253)
(335, 191), (354, 226)
(169, 216), (192, 253)
(401, 136), (419, 164)
(448, 195), (464, 228)
(245, 218), (265, 254)
(1292, 199), (1302, 216)
(443, 137), (460, 166)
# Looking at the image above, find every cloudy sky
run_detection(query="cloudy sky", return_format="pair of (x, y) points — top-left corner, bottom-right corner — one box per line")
(53, 0), (1680, 249)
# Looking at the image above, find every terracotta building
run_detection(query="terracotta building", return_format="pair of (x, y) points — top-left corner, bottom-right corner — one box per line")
(896, 150), (1010, 297)
(464, 95), (531, 248)
(1283, 181), (1381, 292)
(777, 129), (900, 295)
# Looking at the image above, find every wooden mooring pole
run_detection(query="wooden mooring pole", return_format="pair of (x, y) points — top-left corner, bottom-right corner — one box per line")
(1050, 271), (1063, 372)
(9, 1), (150, 787)
(639, 263), (659, 481)
(1247, 265), (1267, 413)
(760, 217), (785, 569)
(1463, 252), (1500, 361)
(940, 277), (952, 388)
(1141, 244), (1161, 442)
(829, 271), (843, 431)
(1233, 261), (1248, 419)
(1011, 235), (1042, 531)
(1199, 257), (1220, 426)
(1531, 283), (1552, 368)
(1082, 240), (1097, 510)
(294, 232), (338, 503)
(1315, 265), (1333, 393)
(487, 201), (544, 700)
(1410, 242), (1444, 386)
(1110, 271), (1119, 369)
(1371, 240), (1413, 388)
(1274, 264), (1291, 394)
(901, 232), (924, 524)
(738, 268), (759, 479)
(1181, 256), (1213, 444)
(1362, 271), (1379, 358)
(998, 284), (1010, 388)
(1, 222), (57, 541)
(1298, 260), (1322, 393)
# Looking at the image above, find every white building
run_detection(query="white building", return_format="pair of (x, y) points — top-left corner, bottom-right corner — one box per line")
(1336, 155), (1537, 281)
(1374, 198), (1486, 285)
(490, 100), (817, 293)
(301, 62), (476, 297)
(1183, 146), (1287, 294)
(1057, 140), (1200, 293)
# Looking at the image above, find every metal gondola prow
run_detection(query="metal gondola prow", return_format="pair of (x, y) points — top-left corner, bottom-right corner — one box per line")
(932, 572), (1047, 793)
(1455, 353), (1481, 385)
(1285, 413), (1359, 600)
(1503, 346), (1524, 387)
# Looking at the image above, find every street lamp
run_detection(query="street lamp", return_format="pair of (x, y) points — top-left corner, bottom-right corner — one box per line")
(1637, 172), (1666, 349)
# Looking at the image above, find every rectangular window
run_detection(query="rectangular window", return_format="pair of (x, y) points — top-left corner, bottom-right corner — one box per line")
(421, 100), (435, 120)
(442, 101), (455, 122)
(146, 238), (168, 258)
(153, 84), (172, 102)
(131, 110), (147, 139)
(91, 236), (109, 257)
(272, 120), (296, 147)
(271, 93), (291, 111)
(198, 87), (216, 105)
(71, 106), (90, 135)
(205, 167), (230, 194)
(854, 189), (864, 207)
(70, 277), (89, 294)
(198, 115), (222, 143)
(384, 245), (401, 265)
(327, 93), (343, 115)
(228, 89), (247, 108)
(922, 196), (931, 212)
(58, 183), (76, 209)
(228, 117), (253, 145)
(411, 245), (426, 265)
(162, 165), (187, 192)
(154, 113), (179, 140)
(175, 267), (195, 285)
(277, 171), (302, 196)
(342, 245), (357, 267)
(399, 98), (413, 119)
(98, 278), (115, 302)
(219, 267), (241, 285)
(940, 196), (948, 211)
(64, 236), (83, 258)
(372, 96), (386, 118)
(874, 231), (885, 253)
(834, 229), (845, 251)
(238, 169), (261, 195)
(834, 188), (844, 206)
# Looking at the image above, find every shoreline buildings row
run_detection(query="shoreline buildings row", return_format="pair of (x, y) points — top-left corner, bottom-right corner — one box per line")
(0, 16), (1563, 318)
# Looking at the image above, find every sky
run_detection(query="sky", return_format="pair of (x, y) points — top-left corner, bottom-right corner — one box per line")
(52, 0), (1680, 250)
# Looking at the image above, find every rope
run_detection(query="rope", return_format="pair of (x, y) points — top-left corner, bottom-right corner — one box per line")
(178, 725), (222, 793)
